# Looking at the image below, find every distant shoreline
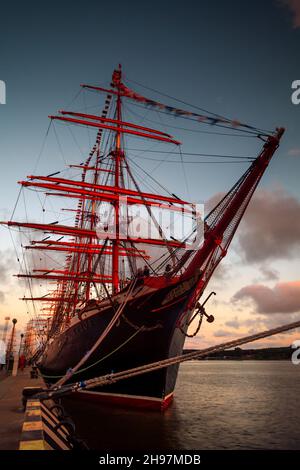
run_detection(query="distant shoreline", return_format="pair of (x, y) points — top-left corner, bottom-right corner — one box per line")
(184, 346), (293, 360)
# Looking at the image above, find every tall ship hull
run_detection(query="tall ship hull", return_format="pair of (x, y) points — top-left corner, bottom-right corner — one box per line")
(2, 66), (284, 410)
(40, 276), (197, 410)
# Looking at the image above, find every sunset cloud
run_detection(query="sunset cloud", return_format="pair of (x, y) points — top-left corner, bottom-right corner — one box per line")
(238, 189), (300, 262)
(233, 280), (300, 314)
(0, 250), (18, 282)
(206, 188), (300, 263)
(225, 317), (241, 329)
(0, 250), (18, 303)
(259, 266), (280, 281)
(214, 329), (236, 337)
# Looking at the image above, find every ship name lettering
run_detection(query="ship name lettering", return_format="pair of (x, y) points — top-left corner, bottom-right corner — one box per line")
(162, 275), (197, 305)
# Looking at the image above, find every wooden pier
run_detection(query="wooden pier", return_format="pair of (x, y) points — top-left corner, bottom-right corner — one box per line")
(0, 368), (43, 450)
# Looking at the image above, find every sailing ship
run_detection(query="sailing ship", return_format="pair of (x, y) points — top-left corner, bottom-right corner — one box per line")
(1, 66), (284, 410)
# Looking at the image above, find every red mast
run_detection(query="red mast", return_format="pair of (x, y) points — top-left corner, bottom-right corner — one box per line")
(112, 65), (122, 293)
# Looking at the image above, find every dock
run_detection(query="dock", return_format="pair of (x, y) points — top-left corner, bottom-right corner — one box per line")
(0, 368), (43, 450)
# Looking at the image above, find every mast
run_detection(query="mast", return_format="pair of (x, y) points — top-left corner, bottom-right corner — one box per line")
(85, 148), (98, 302)
(112, 65), (122, 293)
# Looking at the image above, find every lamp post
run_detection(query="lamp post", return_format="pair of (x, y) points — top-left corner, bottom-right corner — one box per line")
(18, 333), (26, 372)
(19, 333), (24, 355)
(6, 318), (17, 372)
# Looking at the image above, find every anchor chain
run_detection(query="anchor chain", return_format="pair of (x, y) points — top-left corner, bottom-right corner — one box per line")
(179, 291), (216, 337)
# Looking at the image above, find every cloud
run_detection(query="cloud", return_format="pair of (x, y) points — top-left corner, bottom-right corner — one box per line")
(259, 266), (280, 281)
(205, 191), (224, 215)
(238, 188), (300, 262)
(212, 263), (230, 281)
(185, 335), (211, 349)
(206, 188), (300, 263)
(280, 0), (300, 28)
(0, 250), (19, 302)
(225, 316), (241, 329)
(214, 329), (236, 337)
(224, 315), (291, 331)
(233, 280), (300, 314)
(288, 148), (300, 157)
(0, 250), (18, 283)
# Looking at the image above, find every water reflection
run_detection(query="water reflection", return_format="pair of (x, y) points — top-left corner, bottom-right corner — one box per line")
(64, 361), (300, 450)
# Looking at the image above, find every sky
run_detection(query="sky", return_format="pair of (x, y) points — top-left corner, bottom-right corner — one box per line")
(0, 0), (300, 350)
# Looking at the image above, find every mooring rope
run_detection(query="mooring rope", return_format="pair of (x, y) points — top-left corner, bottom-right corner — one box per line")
(40, 327), (142, 379)
(36, 318), (300, 401)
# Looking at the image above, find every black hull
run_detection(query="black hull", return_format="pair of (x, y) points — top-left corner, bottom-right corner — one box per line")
(39, 277), (197, 407)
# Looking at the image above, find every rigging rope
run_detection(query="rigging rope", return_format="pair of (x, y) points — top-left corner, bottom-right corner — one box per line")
(40, 326), (142, 379)
(33, 121), (52, 173)
(125, 100), (269, 136)
(125, 148), (254, 159)
(124, 77), (273, 135)
(52, 276), (138, 388)
(130, 157), (255, 164)
(123, 104), (260, 138)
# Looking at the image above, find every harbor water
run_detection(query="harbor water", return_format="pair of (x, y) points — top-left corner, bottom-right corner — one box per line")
(64, 361), (300, 450)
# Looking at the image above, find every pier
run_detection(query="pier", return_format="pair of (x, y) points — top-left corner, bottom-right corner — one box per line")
(0, 368), (42, 450)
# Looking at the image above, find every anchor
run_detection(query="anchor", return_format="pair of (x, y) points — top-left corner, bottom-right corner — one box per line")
(179, 291), (216, 338)
(188, 291), (216, 326)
